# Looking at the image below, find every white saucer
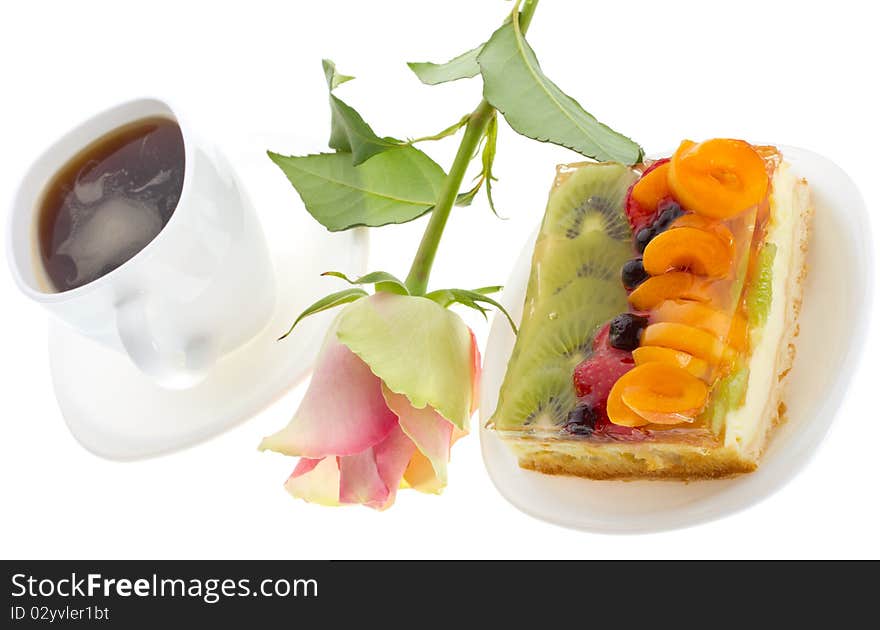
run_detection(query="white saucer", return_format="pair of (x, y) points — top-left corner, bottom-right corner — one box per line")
(479, 145), (872, 534)
(49, 134), (368, 460)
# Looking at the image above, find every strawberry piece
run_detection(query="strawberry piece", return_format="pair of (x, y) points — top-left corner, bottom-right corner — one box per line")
(592, 323), (612, 352)
(573, 322), (646, 439)
(574, 332), (635, 403)
(573, 354), (634, 402)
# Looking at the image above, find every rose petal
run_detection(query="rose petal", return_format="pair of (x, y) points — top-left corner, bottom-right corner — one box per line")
(372, 425), (417, 509)
(284, 457), (341, 506)
(337, 425), (416, 510)
(468, 328), (482, 416)
(339, 449), (388, 508)
(292, 457), (321, 476)
(383, 387), (453, 488)
(402, 449), (445, 494)
(259, 320), (398, 458)
(336, 293), (473, 430)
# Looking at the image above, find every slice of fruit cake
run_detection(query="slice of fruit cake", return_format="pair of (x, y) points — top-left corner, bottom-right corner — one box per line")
(488, 139), (812, 479)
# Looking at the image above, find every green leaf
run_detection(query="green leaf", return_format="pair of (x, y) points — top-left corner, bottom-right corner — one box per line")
(407, 44), (483, 85)
(423, 288), (462, 308)
(477, 20), (643, 165)
(321, 59), (402, 165)
(328, 96), (403, 165)
(322, 270), (410, 295)
(425, 287), (517, 334)
(322, 58), (354, 90)
(451, 114), (503, 216)
(455, 178), (483, 207)
(278, 288), (367, 340)
(481, 112), (501, 216)
(407, 114), (470, 144)
(473, 285), (502, 295)
(336, 294), (475, 429)
(268, 146), (447, 231)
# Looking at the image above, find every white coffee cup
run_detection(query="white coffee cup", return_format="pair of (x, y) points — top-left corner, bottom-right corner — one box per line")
(6, 97), (276, 389)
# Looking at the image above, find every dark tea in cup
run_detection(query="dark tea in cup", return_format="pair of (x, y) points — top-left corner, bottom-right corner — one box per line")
(37, 117), (185, 292)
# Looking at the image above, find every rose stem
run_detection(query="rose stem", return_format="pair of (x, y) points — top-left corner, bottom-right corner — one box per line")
(404, 0), (540, 296)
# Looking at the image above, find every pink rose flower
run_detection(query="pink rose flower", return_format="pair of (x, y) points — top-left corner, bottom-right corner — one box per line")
(260, 293), (480, 509)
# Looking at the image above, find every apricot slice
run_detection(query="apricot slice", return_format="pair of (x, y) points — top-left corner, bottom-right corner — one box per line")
(632, 346), (710, 379)
(606, 383), (650, 428)
(631, 161), (672, 212)
(670, 214), (735, 251)
(668, 139), (769, 219)
(641, 322), (726, 364)
(622, 379), (707, 422)
(726, 312), (749, 353)
(620, 363), (707, 413)
(607, 362), (708, 427)
(628, 272), (713, 311)
(650, 299), (731, 338)
(642, 227), (732, 278)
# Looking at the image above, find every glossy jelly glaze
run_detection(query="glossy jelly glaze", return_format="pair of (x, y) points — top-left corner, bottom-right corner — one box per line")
(567, 139), (778, 442)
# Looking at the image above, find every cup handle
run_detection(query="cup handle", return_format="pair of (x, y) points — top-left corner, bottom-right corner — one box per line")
(115, 294), (218, 389)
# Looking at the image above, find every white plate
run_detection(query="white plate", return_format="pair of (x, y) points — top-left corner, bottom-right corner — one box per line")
(50, 134), (368, 460)
(479, 145), (872, 534)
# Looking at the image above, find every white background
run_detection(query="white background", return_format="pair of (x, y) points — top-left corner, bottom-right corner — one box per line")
(1, 0), (878, 559)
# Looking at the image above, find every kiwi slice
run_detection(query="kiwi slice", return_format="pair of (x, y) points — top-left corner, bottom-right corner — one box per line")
(746, 242), (777, 328)
(491, 163), (637, 431)
(702, 367), (750, 436)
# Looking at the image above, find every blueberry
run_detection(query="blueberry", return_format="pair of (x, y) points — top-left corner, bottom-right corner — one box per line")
(566, 423), (593, 436)
(634, 227), (654, 253)
(608, 313), (650, 351)
(653, 201), (685, 233)
(621, 258), (648, 290)
(657, 198), (683, 215)
(565, 404), (598, 436)
(634, 202), (685, 252)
